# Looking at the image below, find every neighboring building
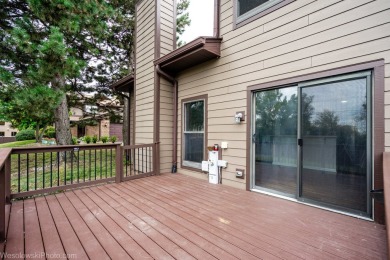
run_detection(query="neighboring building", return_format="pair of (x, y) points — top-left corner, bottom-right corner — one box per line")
(119, 0), (389, 223)
(0, 121), (18, 137)
(69, 94), (124, 141)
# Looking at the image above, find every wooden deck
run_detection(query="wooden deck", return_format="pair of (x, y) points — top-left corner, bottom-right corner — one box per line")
(0, 174), (386, 259)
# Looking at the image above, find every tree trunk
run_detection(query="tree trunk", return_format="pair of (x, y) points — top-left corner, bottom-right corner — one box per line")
(35, 124), (40, 143)
(52, 75), (72, 146)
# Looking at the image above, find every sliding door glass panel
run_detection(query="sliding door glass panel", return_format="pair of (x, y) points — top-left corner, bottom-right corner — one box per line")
(254, 86), (297, 195)
(300, 78), (368, 212)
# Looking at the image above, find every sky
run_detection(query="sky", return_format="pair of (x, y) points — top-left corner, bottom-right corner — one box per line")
(180, 0), (215, 43)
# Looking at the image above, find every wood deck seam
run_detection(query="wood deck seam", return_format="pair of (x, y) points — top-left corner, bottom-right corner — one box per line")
(137, 176), (382, 259)
(94, 185), (216, 260)
(64, 191), (133, 259)
(154, 175), (382, 257)
(79, 187), (175, 260)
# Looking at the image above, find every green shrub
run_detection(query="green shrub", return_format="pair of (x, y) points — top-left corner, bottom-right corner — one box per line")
(110, 135), (117, 143)
(15, 129), (35, 141)
(72, 136), (78, 145)
(101, 136), (108, 143)
(44, 126), (56, 138)
(84, 135), (91, 144)
(92, 135), (98, 143)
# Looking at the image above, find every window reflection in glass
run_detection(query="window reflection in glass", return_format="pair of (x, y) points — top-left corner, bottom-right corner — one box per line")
(254, 86), (298, 195)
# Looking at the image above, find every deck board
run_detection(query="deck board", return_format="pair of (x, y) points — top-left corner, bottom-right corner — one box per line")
(55, 193), (110, 260)
(24, 199), (45, 259)
(63, 191), (131, 259)
(35, 196), (67, 259)
(4, 201), (24, 258)
(140, 175), (384, 259)
(0, 174), (387, 259)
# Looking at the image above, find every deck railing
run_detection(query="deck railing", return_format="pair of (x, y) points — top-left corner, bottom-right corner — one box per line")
(383, 152), (390, 253)
(0, 142), (157, 241)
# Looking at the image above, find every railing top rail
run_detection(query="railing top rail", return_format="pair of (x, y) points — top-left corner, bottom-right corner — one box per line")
(11, 143), (120, 154)
(0, 148), (12, 169)
(123, 144), (155, 149)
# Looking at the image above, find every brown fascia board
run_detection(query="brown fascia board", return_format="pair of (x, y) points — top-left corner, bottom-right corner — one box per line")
(154, 36), (222, 75)
(110, 75), (134, 93)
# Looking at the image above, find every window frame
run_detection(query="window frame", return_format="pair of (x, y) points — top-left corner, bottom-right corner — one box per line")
(233, 0), (295, 29)
(181, 95), (208, 171)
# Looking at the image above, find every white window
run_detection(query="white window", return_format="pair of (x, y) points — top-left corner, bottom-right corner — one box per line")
(236, 0), (284, 24)
(183, 99), (205, 169)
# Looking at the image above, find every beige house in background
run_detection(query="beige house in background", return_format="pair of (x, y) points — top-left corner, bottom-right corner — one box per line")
(69, 95), (124, 141)
(0, 121), (18, 137)
(116, 0), (389, 224)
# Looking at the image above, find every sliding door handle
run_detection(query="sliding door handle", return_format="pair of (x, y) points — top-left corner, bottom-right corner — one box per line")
(298, 138), (303, 146)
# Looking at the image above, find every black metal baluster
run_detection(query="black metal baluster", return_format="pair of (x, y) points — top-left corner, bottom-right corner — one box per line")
(105, 148), (107, 178)
(17, 154), (21, 193)
(142, 148), (144, 173)
(110, 148), (113, 177)
(100, 149), (102, 179)
(77, 149), (80, 183)
(137, 148), (140, 175)
(34, 153), (37, 190)
(70, 150), (73, 184)
(146, 147), (150, 172)
(89, 150), (91, 181)
(149, 147), (151, 172)
(94, 149), (97, 180)
(83, 150), (86, 182)
(125, 149), (128, 177)
(64, 151), (67, 185)
(27, 154), (29, 191)
(50, 152), (53, 187)
(132, 149), (134, 176)
(43, 153), (45, 189)
(57, 152), (60, 186)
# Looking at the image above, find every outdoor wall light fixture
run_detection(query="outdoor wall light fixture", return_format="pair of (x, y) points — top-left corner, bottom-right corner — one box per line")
(235, 111), (245, 124)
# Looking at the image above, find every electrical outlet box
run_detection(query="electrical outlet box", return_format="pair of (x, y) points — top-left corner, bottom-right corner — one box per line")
(236, 169), (245, 179)
(201, 161), (209, 172)
(217, 160), (228, 168)
(221, 142), (228, 149)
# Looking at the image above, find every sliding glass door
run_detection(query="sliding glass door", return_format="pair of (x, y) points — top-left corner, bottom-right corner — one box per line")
(253, 72), (372, 216)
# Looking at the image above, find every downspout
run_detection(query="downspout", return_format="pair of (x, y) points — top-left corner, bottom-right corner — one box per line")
(155, 65), (178, 173)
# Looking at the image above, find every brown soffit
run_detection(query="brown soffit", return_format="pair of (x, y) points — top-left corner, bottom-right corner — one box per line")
(110, 75), (134, 93)
(154, 36), (223, 75)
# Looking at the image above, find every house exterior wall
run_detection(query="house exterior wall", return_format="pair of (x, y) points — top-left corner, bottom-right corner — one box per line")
(70, 127), (77, 137)
(0, 122), (18, 137)
(170, 0), (390, 190)
(159, 0), (175, 173)
(110, 123), (123, 141)
(135, 0), (157, 145)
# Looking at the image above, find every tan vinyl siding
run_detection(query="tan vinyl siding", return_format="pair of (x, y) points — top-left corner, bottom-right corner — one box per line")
(173, 0), (390, 189)
(159, 0), (175, 172)
(136, 0), (156, 145)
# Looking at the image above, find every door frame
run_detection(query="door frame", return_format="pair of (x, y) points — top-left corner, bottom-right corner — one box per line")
(246, 60), (385, 222)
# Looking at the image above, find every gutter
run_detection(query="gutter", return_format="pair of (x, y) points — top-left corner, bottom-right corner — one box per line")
(155, 65), (178, 173)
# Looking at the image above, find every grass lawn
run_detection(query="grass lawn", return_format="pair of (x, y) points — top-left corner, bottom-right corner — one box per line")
(0, 140), (118, 193)
(0, 140), (37, 148)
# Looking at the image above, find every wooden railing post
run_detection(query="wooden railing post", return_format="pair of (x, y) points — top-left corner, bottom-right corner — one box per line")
(115, 144), (123, 183)
(0, 162), (6, 242)
(5, 156), (11, 204)
(154, 142), (160, 175)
